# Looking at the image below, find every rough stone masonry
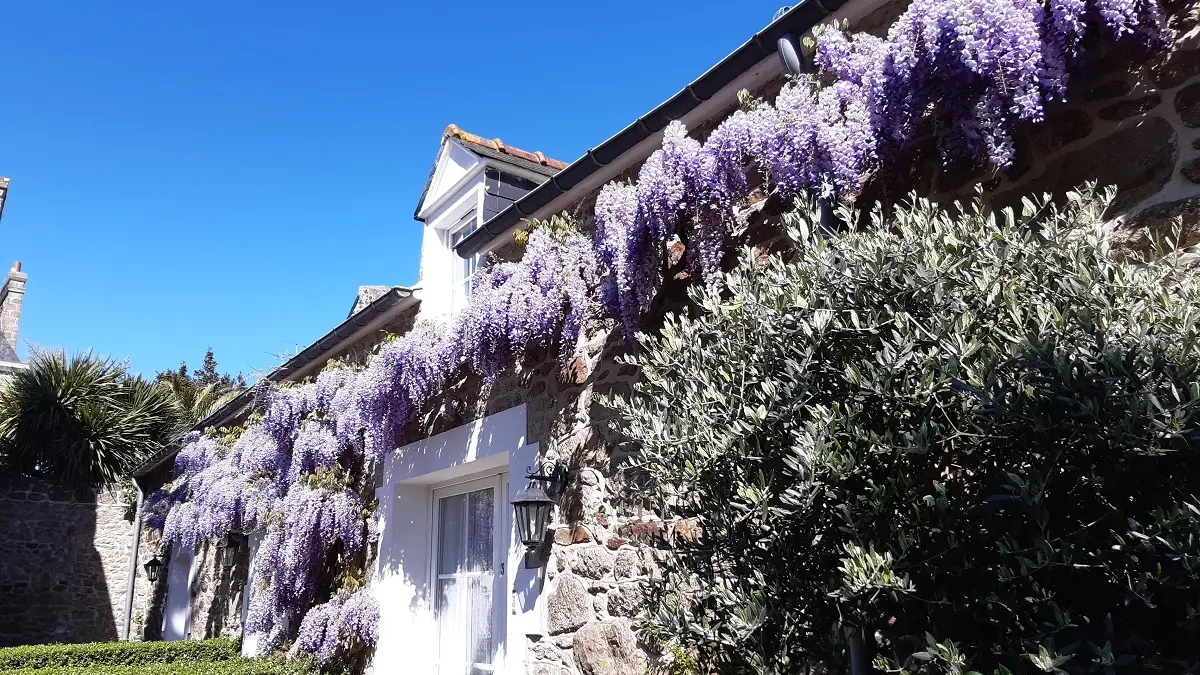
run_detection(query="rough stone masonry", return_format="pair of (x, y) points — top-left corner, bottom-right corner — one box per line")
(0, 476), (133, 647)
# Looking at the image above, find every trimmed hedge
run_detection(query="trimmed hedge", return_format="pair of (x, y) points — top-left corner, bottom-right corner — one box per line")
(0, 661), (309, 675)
(0, 639), (240, 670)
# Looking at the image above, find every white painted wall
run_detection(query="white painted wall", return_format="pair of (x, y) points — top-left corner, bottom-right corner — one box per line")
(372, 405), (544, 675)
(416, 173), (484, 321)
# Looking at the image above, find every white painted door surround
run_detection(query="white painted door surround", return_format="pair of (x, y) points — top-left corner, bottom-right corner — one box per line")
(372, 404), (544, 675)
(240, 533), (264, 657)
(162, 543), (196, 641)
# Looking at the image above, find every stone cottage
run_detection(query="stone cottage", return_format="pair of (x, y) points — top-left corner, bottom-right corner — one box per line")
(121, 0), (1200, 673)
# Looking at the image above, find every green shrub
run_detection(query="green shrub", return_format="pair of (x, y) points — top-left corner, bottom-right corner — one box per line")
(613, 187), (1200, 674)
(0, 639), (240, 670)
(0, 659), (308, 675)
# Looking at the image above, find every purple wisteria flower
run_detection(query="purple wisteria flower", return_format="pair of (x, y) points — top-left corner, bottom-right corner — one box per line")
(340, 587), (380, 646)
(153, 0), (1168, 657)
(295, 596), (344, 664)
(458, 228), (597, 378)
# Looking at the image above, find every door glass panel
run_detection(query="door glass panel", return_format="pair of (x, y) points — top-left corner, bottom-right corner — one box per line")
(436, 578), (466, 671)
(438, 493), (467, 575)
(468, 576), (493, 664)
(436, 485), (496, 674)
(467, 489), (493, 572)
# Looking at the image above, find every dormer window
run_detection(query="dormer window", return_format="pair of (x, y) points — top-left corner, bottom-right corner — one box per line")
(450, 212), (481, 311)
(415, 126), (566, 320)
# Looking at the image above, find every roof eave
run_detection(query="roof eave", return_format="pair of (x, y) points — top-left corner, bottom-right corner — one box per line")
(453, 0), (850, 259)
(133, 286), (418, 478)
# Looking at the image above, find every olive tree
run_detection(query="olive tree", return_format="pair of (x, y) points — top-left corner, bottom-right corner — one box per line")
(611, 187), (1200, 675)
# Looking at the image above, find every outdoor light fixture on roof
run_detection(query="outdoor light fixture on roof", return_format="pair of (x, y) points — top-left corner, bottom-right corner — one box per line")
(511, 461), (570, 569)
(143, 553), (164, 583)
(777, 32), (806, 76)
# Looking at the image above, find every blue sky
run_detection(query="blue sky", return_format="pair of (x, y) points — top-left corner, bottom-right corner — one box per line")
(0, 1), (786, 380)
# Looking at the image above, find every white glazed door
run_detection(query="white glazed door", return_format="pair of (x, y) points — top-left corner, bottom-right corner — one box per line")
(162, 543), (194, 641)
(433, 475), (504, 675)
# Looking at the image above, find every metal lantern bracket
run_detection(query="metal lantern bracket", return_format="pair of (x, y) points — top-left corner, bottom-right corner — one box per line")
(526, 460), (574, 501)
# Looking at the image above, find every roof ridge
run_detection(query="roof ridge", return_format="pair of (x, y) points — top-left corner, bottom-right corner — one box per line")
(443, 124), (568, 170)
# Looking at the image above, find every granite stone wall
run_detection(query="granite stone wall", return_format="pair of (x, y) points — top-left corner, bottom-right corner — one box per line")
(0, 476), (133, 647)
(128, 503), (256, 644)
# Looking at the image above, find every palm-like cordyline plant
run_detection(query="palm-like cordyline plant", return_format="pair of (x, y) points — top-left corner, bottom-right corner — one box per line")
(157, 373), (241, 427)
(0, 350), (181, 487)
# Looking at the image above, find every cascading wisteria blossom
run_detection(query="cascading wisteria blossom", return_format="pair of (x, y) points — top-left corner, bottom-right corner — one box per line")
(460, 228), (597, 381)
(594, 0), (1165, 337)
(154, 227), (597, 659)
(295, 587), (381, 664)
(149, 0), (1167, 665)
(295, 595), (344, 664)
(339, 587), (381, 647)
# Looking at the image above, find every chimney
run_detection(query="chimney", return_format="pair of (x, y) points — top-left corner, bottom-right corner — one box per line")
(0, 261), (27, 357)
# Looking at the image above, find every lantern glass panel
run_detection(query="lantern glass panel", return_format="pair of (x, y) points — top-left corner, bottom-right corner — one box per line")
(532, 502), (551, 540)
(512, 481), (553, 548)
(144, 556), (163, 582)
(514, 502), (535, 546)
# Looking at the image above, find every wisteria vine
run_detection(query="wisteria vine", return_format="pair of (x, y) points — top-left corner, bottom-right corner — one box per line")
(149, 0), (1167, 666)
(596, 0), (1166, 337)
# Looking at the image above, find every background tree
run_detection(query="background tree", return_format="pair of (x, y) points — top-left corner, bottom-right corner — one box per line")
(613, 187), (1200, 674)
(157, 347), (246, 390)
(156, 348), (245, 427)
(0, 350), (181, 487)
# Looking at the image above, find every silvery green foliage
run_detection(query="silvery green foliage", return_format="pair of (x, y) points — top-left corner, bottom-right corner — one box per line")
(612, 187), (1200, 674)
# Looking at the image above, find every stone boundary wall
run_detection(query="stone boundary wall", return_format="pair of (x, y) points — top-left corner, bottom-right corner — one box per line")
(0, 476), (133, 647)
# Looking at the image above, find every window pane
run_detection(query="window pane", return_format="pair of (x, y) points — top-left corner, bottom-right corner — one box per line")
(467, 488), (494, 572)
(451, 217), (478, 247)
(468, 576), (493, 665)
(438, 494), (467, 575)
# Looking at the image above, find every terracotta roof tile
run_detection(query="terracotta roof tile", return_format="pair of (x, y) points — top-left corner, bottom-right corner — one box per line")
(443, 124), (568, 171)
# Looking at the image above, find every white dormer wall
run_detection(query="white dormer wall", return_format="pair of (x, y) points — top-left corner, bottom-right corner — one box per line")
(414, 139), (550, 324)
(415, 140), (487, 322)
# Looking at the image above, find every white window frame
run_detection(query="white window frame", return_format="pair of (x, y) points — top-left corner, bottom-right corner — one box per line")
(430, 472), (508, 675)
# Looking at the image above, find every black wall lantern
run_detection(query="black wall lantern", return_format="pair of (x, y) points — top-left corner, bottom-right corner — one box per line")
(511, 462), (569, 569)
(216, 533), (246, 569)
(143, 553), (164, 583)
